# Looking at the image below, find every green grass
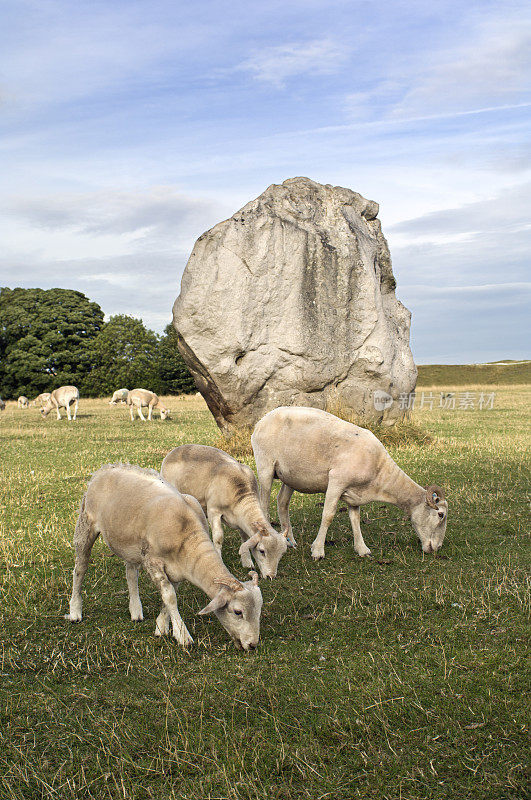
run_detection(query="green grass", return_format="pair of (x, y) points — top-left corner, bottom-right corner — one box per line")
(417, 360), (531, 386)
(0, 389), (529, 800)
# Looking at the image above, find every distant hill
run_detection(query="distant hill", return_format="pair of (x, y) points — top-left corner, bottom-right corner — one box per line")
(417, 360), (531, 386)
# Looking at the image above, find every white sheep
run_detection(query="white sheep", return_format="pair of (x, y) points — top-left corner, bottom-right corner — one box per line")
(252, 406), (448, 559)
(31, 393), (51, 407)
(17, 396), (29, 408)
(65, 463), (263, 650)
(41, 386), (79, 421)
(161, 444), (288, 580)
(127, 389), (170, 421)
(109, 388), (129, 405)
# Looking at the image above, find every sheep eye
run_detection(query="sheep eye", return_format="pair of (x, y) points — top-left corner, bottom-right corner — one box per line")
(258, 547), (266, 555)
(234, 609), (243, 617)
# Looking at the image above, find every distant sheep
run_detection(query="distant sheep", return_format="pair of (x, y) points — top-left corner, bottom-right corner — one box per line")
(17, 396), (29, 408)
(252, 406), (448, 559)
(109, 388), (129, 405)
(127, 389), (170, 421)
(161, 444), (288, 579)
(41, 386), (79, 421)
(65, 463), (263, 650)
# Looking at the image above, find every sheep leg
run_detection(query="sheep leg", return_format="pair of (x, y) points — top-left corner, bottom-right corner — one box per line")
(144, 558), (193, 647)
(310, 482), (343, 561)
(66, 401), (72, 421)
(72, 399), (78, 421)
(56, 404), (61, 420)
(148, 403), (153, 421)
(125, 563), (144, 620)
(154, 606), (171, 636)
(208, 512), (224, 555)
(129, 405), (135, 421)
(255, 458), (275, 520)
(65, 502), (99, 621)
(348, 505), (371, 557)
(137, 405), (146, 421)
(277, 483), (296, 547)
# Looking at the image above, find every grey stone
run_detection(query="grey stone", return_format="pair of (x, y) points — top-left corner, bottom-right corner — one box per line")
(173, 177), (417, 430)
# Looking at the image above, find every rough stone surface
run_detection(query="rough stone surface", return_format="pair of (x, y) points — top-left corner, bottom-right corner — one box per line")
(173, 177), (417, 430)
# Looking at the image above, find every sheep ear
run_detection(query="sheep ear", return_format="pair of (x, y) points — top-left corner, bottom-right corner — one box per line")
(198, 589), (229, 615)
(238, 533), (261, 556)
(425, 484), (445, 508)
(247, 570), (259, 586)
(250, 522), (269, 537)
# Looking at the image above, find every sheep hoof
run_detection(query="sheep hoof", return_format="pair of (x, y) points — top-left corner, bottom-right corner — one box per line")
(311, 550), (325, 561)
(155, 619), (170, 636)
(64, 612), (81, 622)
(357, 548), (372, 558)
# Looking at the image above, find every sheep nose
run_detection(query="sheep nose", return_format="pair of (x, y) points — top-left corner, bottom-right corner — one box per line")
(247, 642), (257, 650)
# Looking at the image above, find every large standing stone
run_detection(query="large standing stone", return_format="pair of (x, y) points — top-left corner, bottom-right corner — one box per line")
(173, 177), (416, 430)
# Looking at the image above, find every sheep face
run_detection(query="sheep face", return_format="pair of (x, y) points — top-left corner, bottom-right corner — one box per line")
(410, 499), (448, 553)
(199, 580), (262, 650)
(239, 527), (288, 579)
(160, 408), (171, 420)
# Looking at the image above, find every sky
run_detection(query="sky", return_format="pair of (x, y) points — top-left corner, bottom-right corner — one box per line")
(0, 0), (530, 363)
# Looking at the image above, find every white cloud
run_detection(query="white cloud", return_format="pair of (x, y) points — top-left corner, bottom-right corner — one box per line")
(3, 187), (227, 255)
(392, 20), (531, 117)
(388, 182), (531, 243)
(237, 39), (348, 88)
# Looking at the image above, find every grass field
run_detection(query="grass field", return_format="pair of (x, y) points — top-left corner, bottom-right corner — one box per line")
(417, 360), (531, 386)
(0, 380), (529, 800)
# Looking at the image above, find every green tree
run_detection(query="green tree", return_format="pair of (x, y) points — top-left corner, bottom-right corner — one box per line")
(157, 324), (196, 394)
(82, 314), (161, 397)
(0, 287), (104, 399)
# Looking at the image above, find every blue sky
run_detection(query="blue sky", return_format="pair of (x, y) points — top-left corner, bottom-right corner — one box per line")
(1, 0), (529, 362)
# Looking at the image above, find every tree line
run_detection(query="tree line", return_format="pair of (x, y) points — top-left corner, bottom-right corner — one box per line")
(0, 287), (196, 399)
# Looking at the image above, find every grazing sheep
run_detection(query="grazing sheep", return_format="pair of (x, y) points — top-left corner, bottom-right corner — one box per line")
(65, 464), (263, 650)
(0, 398), (5, 411)
(161, 444), (288, 579)
(109, 388), (129, 405)
(31, 393), (51, 407)
(41, 386), (79, 421)
(17, 396), (29, 408)
(127, 389), (170, 421)
(252, 407), (448, 559)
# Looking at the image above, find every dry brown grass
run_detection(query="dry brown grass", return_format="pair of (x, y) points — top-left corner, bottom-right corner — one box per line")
(325, 397), (434, 447)
(213, 426), (255, 458)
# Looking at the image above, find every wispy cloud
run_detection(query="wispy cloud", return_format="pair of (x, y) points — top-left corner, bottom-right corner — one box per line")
(4, 188), (226, 251)
(237, 39), (348, 88)
(389, 182), (531, 241)
(393, 20), (531, 118)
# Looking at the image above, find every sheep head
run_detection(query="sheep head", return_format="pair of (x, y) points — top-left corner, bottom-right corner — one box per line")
(199, 574), (262, 651)
(238, 522), (288, 580)
(410, 484), (448, 554)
